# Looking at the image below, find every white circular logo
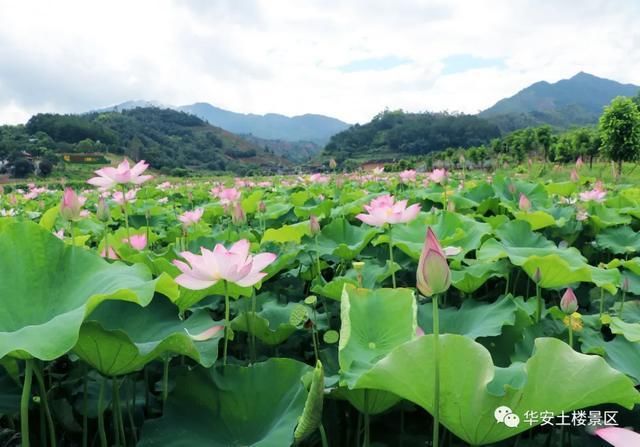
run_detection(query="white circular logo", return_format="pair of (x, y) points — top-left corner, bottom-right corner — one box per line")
(494, 406), (520, 428)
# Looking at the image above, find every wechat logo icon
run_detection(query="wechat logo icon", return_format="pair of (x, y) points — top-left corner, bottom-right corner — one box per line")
(494, 406), (520, 428)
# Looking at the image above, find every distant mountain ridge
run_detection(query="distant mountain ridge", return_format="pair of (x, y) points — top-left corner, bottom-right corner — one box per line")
(96, 100), (350, 145)
(480, 72), (640, 131)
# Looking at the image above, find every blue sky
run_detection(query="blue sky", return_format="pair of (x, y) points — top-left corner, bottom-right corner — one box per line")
(0, 0), (638, 124)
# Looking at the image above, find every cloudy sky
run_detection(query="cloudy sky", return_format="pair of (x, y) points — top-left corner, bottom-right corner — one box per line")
(1, 0), (639, 125)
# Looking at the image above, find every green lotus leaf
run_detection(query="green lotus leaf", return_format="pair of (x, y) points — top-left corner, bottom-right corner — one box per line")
(262, 221), (311, 244)
(330, 387), (400, 415)
(339, 285), (417, 373)
(311, 259), (400, 301)
(589, 204), (632, 229)
(73, 297), (223, 376)
(312, 276), (358, 301)
(608, 317), (640, 343)
(596, 226), (640, 254)
(545, 181), (577, 197)
(513, 210), (557, 230)
(231, 298), (298, 345)
(418, 295), (518, 339)
(0, 221), (158, 360)
(450, 260), (510, 293)
(347, 335), (640, 445)
(581, 328), (640, 384)
(315, 218), (379, 261)
(260, 200), (293, 220)
(139, 358), (311, 447)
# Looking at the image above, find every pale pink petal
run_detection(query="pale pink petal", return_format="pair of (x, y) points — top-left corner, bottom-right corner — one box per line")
(235, 271), (268, 287)
(175, 273), (217, 290)
(595, 427), (640, 447)
(185, 325), (224, 341)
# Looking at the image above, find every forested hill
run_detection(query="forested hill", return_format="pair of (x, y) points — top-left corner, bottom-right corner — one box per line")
(323, 110), (500, 162)
(1, 108), (287, 174)
(480, 72), (640, 132)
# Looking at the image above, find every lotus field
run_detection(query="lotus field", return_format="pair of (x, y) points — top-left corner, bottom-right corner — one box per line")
(3, 160), (640, 447)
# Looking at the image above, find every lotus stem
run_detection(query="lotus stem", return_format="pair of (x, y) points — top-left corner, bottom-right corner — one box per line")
(319, 424), (329, 447)
(432, 294), (440, 447)
(223, 281), (231, 366)
(315, 235), (323, 282)
(535, 283), (542, 323)
(113, 378), (126, 446)
(70, 220), (76, 247)
(121, 184), (130, 241)
(599, 288), (605, 317)
(620, 287), (627, 318)
(21, 359), (33, 447)
(126, 378), (138, 444)
(162, 356), (170, 409)
(103, 223), (110, 261)
(112, 379), (120, 446)
(33, 362), (56, 447)
(82, 369), (88, 447)
(97, 377), (107, 447)
(388, 226), (396, 288)
(363, 389), (371, 447)
(568, 325), (574, 349)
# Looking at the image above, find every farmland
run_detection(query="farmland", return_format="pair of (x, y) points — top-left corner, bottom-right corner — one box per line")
(1, 159), (639, 446)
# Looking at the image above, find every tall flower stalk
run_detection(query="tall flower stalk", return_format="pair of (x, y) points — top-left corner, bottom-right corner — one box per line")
(356, 194), (421, 288)
(416, 228), (451, 447)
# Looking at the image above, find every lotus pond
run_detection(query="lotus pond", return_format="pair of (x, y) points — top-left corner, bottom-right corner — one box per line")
(1, 162), (640, 446)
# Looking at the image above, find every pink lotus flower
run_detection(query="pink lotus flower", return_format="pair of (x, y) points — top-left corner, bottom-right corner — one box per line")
(60, 188), (87, 221)
(356, 194), (421, 227)
(576, 208), (589, 221)
(53, 229), (64, 240)
(158, 197), (169, 204)
(122, 234), (147, 251)
(399, 169), (417, 183)
(156, 181), (172, 191)
(560, 288), (578, 314)
(185, 325), (225, 341)
(519, 193), (531, 211)
(173, 240), (276, 290)
(416, 228), (451, 297)
(579, 187), (606, 202)
(428, 169), (448, 184)
(215, 187), (241, 206)
(310, 215), (321, 235)
(88, 159), (152, 189)
(231, 202), (246, 225)
(100, 246), (119, 260)
(373, 167), (385, 175)
(179, 208), (204, 227)
(595, 426), (640, 447)
(112, 189), (137, 205)
(570, 169), (580, 183)
(309, 173), (330, 184)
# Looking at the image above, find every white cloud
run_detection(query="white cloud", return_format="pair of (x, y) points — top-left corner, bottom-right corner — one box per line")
(0, 0), (639, 125)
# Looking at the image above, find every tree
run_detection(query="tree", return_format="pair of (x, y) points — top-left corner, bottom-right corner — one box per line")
(12, 158), (34, 178)
(38, 159), (53, 177)
(599, 97), (640, 176)
(535, 126), (553, 161)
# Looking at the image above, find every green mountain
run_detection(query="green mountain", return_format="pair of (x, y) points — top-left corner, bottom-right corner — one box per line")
(480, 72), (640, 132)
(323, 110), (500, 162)
(7, 107), (287, 174)
(178, 103), (350, 144)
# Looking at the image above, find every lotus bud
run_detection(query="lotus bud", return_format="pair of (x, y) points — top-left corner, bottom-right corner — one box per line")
(519, 193), (531, 212)
(533, 267), (542, 284)
(329, 158), (337, 169)
(310, 215), (320, 235)
(416, 228), (451, 297)
(575, 156), (584, 170)
(570, 169), (580, 183)
(96, 197), (110, 222)
(231, 201), (246, 225)
(447, 200), (456, 212)
(60, 188), (85, 221)
(258, 200), (266, 214)
(352, 261), (365, 287)
(560, 288), (578, 314)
